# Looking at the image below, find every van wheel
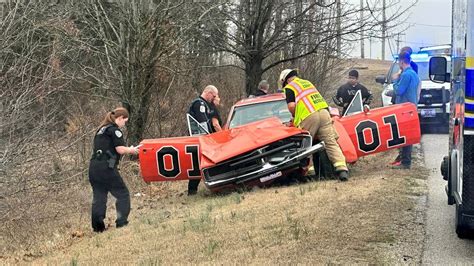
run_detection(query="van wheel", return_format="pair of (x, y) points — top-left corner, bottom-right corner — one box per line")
(455, 205), (474, 239)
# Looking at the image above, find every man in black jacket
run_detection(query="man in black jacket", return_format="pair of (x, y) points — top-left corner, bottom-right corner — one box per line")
(334, 70), (372, 115)
(254, 80), (269, 96)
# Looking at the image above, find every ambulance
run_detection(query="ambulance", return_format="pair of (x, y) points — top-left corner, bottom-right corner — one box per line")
(431, 0), (474, 238)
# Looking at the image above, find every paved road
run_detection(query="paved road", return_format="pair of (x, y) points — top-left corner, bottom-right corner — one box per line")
(421, 134), (474, 264)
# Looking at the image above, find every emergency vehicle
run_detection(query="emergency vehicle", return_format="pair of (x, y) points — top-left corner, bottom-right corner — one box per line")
(431, 0), (474, 238)
(377, 46), (451, 132)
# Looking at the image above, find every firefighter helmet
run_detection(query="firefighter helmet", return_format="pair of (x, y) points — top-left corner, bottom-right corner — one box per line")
(278, 69), (298, 89)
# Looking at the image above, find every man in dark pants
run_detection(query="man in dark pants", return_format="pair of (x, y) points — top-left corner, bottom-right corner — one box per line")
(334, 69), (372, 115)
(187, 85), (219, 195)
(391, 52), (420, 169)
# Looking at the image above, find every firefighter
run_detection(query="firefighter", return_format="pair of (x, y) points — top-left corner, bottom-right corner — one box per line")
(89, 107), (139, 232)
(279, 69), (349, 181)
(187, 85), (219, 195)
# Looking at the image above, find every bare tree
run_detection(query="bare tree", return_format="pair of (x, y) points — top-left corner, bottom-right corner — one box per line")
(72, 0), (195, 144)
(195, 0), (413, 95)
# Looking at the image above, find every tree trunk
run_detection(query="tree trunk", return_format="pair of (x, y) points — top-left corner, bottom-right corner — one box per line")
(245, 55), (264, 96)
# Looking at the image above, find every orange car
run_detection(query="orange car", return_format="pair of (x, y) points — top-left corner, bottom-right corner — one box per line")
(139, 93), (420, 192)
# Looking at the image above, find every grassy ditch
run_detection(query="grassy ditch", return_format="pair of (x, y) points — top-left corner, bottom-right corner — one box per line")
(22, 148), (428, 265)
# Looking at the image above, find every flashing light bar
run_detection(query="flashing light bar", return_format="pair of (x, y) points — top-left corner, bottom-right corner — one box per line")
(392, 52), (430, 61)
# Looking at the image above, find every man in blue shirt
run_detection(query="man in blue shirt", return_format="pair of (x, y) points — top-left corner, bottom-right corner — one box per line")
(392, 51), (420, 169)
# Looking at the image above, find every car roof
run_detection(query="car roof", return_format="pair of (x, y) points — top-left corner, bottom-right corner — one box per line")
(233, 93), (286, 107)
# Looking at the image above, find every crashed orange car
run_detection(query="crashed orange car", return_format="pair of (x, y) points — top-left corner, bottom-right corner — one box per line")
(139, 93), (420, 192)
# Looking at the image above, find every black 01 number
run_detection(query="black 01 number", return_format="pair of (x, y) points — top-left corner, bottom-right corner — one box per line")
(156, 145), (200, 178)
(356, 115), (406, 153)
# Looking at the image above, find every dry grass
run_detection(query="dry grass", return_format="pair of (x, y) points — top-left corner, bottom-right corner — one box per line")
(2, 59), (427, 264)
(14, 146), (428, 265)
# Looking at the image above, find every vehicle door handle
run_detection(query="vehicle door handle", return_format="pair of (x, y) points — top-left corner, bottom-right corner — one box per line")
(402, 111), (415, 115)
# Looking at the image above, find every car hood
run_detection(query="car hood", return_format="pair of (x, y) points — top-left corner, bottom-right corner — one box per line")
(199, 117), (306, 166)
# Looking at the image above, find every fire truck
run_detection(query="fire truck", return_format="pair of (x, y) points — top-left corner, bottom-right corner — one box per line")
(431, 0), (474, 238)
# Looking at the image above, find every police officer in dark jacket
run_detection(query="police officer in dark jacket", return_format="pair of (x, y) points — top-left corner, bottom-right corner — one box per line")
(187, 85), (219, 195)
(89, 107), (139, 232)
(209, 95), (223, 133)
(334, 69), (373, 115)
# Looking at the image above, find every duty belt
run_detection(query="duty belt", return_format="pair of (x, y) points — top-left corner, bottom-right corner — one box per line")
(91, 150), (106, 161)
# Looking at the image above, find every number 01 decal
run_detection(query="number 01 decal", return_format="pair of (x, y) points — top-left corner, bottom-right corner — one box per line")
(356, 114), (406, 153)
(156, 145), (201, 178)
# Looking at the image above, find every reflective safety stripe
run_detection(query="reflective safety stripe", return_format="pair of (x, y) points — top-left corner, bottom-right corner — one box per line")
(296, 87), (318, 102)
(333, 161), (347, 168)
(289, 81), (316, 114)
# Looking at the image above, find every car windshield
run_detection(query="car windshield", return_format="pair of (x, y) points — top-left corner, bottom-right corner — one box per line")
(228, 99), (292, 128)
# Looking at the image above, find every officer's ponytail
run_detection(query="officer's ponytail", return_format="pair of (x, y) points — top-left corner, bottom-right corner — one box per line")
(98, 107), (130, 128)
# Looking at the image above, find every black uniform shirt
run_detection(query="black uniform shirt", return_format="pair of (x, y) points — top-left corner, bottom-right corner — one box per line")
(335, 83), (372, 106)
(285, 89), (296, 104)
(208, 102), (222, 133)
(188, 96), (212, 130)
(254, 89), (267, 96)
(93, 123), (125, 160)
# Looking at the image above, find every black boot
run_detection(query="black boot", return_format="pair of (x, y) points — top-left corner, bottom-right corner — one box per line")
(337, 170), (349, 182)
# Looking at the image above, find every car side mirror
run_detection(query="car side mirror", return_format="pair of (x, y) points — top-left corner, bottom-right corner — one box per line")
(429, 57), (448, 83)
(375, 75), (386, 84)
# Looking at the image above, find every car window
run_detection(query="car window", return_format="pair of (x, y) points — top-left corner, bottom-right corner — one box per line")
(344, 90), (364, 116)
(229, 100), (292, 128)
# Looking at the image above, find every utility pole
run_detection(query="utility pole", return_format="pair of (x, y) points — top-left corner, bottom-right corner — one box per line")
(360, 0), (365, 58)
(369, 36), (373, 59)
(336, 0), (341, 57)
(395, 32), (406, 53)
(381, 0), (386, 60)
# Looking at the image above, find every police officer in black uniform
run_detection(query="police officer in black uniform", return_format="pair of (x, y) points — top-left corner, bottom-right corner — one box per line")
(187, 85), (219, 195)
(334, 69), (373, 115)
(89, 107), (139, 232)
(209, 95), (223, 133)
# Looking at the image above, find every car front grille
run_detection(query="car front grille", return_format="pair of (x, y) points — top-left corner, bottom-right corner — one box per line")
(203, 135), (312, 183)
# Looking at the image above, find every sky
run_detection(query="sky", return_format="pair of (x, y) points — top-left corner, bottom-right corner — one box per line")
(348, 0), (452, 60)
